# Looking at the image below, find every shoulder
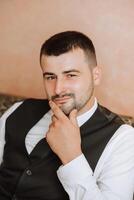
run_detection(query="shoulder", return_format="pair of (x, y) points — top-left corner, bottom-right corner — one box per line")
(95, 124), (134, 175)
(103, 124), (134, 158)
(0, 98), (48, 122)
(0, 101), (23, 122)
(98, 105), (124, 124)
(110, 124), (134, 143)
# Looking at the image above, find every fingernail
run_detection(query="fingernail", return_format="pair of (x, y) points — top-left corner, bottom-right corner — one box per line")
(49, 100), (52, 106)
(49, 100), (54, 108)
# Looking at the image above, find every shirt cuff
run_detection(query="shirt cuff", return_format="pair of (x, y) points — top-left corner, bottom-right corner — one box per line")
(57, 154), (93, 185)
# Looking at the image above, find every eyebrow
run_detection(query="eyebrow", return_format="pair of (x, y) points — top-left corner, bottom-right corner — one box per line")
(43, 72), (55, 76)
(63, 69), (80, 74)
(43, 69), (80, 76)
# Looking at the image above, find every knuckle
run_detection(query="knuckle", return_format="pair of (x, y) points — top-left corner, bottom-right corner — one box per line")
(46, 131), (52, 141)
(53, 106), (58, 112)
(46, 133), (49, 141)
(55, 120), (61, 127)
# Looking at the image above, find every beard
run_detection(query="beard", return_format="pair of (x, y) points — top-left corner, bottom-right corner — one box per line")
(50, 93), (76, 115)
(58, 98), (77, 116)
(48, 84), (94, 116)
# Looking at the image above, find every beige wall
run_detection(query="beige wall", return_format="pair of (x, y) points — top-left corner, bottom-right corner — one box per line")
(0, 0), (134, 116)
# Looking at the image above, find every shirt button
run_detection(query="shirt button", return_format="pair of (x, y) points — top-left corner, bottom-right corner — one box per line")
(26, 169), (32, 176)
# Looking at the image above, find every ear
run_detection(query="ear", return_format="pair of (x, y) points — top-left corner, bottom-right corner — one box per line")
(92, 66), (101, 86)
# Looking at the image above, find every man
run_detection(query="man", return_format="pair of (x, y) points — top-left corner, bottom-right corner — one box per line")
(0, 31), (134, 200)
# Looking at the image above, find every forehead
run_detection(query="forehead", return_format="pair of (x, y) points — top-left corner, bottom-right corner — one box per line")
(41, 48), (89, 72)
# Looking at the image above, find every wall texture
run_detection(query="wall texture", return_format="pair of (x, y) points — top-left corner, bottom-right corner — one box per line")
(0, 0), (134, 116)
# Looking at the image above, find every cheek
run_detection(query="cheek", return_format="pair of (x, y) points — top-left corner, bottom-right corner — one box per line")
(68, 80), (85, 94)
(74, 78), (93, 94)
(43, 81), (54, 95)
(73, 78), (89, 89)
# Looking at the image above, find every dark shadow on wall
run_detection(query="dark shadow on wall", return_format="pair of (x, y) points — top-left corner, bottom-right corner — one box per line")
(0, 94), (134, 127)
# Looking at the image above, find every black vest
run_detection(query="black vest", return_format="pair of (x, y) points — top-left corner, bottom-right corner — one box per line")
(0, 99), (123, 200)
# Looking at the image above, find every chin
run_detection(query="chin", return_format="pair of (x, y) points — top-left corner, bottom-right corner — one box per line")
(61, 106), (75, 116)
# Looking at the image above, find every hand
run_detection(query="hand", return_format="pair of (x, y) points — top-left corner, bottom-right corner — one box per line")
(46, 101), (82, 165)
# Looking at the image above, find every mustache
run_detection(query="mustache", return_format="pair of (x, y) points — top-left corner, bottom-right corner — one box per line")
(51, 93), (75, 101)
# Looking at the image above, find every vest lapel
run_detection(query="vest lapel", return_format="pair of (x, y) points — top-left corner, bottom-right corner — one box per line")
(80, 105), (117, 136)
(80, 105), (123, 170)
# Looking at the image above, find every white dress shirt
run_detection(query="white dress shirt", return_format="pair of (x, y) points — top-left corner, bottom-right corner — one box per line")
(0, 99), (134, 200)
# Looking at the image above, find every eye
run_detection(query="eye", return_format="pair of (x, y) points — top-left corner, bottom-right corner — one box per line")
(44, 75), (56, 80)
(67, 74), (77, 78)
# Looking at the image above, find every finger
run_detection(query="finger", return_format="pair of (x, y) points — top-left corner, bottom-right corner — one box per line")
(51, 114), (58, 122)
(69, 109), (78, 126)
(49, 100), (67, 120)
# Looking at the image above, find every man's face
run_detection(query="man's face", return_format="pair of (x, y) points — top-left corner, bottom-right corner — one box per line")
(41, 48), (100, 115)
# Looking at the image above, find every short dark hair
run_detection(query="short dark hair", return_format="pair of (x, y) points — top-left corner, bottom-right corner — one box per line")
(40, 31), (97, 66)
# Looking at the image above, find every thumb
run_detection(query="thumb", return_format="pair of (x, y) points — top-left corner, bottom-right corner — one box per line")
(69, 109), (78, 126)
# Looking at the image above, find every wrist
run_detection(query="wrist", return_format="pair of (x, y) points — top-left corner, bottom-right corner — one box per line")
(61, 150), (82, 165)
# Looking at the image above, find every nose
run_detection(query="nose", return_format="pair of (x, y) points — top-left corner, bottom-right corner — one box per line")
(55, 78), (66, 95)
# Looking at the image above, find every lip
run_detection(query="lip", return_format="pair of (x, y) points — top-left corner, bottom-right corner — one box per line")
(54, 97), (71, 104)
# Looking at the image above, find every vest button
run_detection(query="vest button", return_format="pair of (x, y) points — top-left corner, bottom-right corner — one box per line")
(26, 169), (32, 176)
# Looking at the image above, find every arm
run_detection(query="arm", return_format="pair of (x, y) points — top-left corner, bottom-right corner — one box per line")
(57, 125), (134, 200)
(46, 101), (134, 200)
(0, 101), (23, 164)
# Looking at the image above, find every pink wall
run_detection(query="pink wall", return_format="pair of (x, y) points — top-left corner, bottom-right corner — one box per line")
(0, 0), (134, 116)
